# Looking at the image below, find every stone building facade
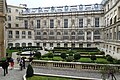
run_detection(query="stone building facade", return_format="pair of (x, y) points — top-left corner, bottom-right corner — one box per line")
(0, 0), (7, 58)
(6, 0), (120, 59)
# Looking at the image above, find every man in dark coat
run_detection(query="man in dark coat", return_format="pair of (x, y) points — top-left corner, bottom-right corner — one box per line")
(1, 60), (9, 76)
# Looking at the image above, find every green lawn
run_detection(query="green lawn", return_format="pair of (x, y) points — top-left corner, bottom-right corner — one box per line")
(27, 76), (77, 80)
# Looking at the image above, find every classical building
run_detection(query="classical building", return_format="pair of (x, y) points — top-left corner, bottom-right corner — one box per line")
(100, 0), (120, 59)
(0, 0), (7, 58)
(6, 0), (120, 59)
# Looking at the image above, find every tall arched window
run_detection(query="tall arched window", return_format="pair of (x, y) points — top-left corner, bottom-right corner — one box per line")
(28, 43), (32, 46)
(22, 43), (26, 47)
(71, 31), (75, 35)
(57, 32), (61, 35)
(15, 43), (20, 47)
(8, 43), (13, 48)
(43, 32), (47, 35)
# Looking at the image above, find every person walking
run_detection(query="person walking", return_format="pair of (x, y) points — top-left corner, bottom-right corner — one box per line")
(22, 57), (26, 69)
(9, 58), (14, 70)
(19, 59), (23, 71)
(1, 60), (9, 76)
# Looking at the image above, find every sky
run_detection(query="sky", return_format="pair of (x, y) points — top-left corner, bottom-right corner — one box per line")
(6, 0), (102, 8)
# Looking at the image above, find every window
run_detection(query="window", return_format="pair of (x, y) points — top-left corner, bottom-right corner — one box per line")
(8, 23), (11, 28)
(28, 43), (32, 46)
(8, 15), (11, 21)
(64, 19), (68, 28)
(49, 36), (54, 40)
(16, 9), (18, 12)
(110, 18), (112, 25)
(43, 32), (47, 35)
(57, 43), (60, 47)
(71, 32), (75, 35)
(22, 31), (26, 38)
(24, 20), (28, 29)
(8, 31), (12, 38)
(8, 43), (13, 48)
(64, 31), (68, 35)
(28, 31), (32, 39)
(78, 36), (84, 40)
(57, 32), (61, 35)
(50, 43), (53, 47)
(79, 44), (83, 48)
(50, 19), (54, 28)
(114, 16), (117, 23)
(15, 31), (19, 38)
(63, 36), (69, 40)
(15, 43), (20, 47)
(37, 20), (40, 28)
(95, 18), (99, 27)
(22, 31), (26, 35)
(118, 31), (120, 40)
(43, 43), (46, 47)
(49, 31), (54, 35)
(79, 19), (83, 28)
(71, 43), (75, 47)
(64, 43), (68, 47)
(8, 8), (11, 13)
(22, 43), (26, 47)
(65, 6), (68, 11)
(87, 43), (91, 47)
(79, 5), (83, 10)
(36, 43), (40, 46)
(16, 16), (19, 20)
(15, 24), (19, 27)
(37, 32), (41, 35)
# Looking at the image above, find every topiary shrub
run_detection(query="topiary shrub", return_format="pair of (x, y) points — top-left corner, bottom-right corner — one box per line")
(66, 56), (74, 62)
(26, 64), (34, 77)
(48, 52), (54, 58)
(34, 52), (41, 59)
(90, 55), (96, 62)
(74, 53), (81, 61)
(106, 55), (113, 62)
(61, 53), (67, 60)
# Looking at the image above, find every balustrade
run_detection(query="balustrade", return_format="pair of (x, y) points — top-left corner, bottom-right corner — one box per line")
(31, 60), (120, 71)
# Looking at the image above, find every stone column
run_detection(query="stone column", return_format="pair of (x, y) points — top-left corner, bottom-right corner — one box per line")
(0, 13), (5, 58)
(0, 0), (7, 59)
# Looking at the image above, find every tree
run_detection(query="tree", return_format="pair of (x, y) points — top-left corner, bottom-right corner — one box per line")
(106, 55), (113, 62)
(26, 64), (34, 77)
(74, 53), (81, 61)
(90, 55), (96, 62)
(34, 52), (41, 59)
(61, 53), (67, 60)
(48, 52), (54, 58)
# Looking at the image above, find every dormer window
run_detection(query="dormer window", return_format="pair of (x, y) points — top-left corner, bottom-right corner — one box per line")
(65, 5), (68, 11)
(79, 5), (83, 10)
(51, 6), (55, 12)
(94, 4), (98, 9)
(38, 7), (42, 12)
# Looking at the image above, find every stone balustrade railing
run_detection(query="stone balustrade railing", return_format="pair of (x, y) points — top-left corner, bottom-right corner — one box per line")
(31, 60), (120, 71)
